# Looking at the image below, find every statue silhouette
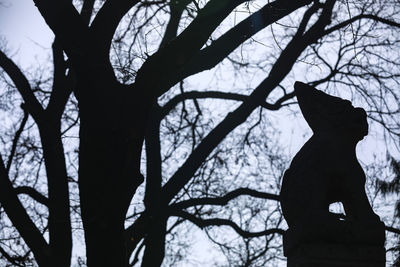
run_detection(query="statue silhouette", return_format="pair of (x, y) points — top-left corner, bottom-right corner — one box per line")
(280, 82), (385, 256)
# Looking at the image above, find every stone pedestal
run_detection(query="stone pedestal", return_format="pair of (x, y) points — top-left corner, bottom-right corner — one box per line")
(285, 243), (385, 267)
(282, 218), (386, 266)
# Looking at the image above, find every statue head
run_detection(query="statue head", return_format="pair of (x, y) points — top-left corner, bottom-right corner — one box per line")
(294, 81), (368, 141)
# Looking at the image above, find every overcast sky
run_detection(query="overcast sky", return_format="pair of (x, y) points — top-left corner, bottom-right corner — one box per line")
(0, 0), (53, 65)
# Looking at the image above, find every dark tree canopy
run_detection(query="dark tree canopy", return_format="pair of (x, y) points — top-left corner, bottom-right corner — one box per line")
(0, 0), (399, 266)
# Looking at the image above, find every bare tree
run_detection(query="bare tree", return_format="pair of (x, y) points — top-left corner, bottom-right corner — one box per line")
(0, 0), (400, 266)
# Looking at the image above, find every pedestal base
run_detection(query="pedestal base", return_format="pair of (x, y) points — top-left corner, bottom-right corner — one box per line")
(286, 243), (385, 267)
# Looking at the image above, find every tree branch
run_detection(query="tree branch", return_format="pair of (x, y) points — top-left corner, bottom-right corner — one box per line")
(178, 0), (312, 81)
(173, 210), (285, 238)
(39, 125), (72, 265)
(0, 156), (49, 265)
(125, 214), (148, 256)
(32, 0), (89, 68)
(135, 0), (247, 96)
(90, 0), (141, 58)
(273, 91), (296, 108)
(170, 188), (279, 210)
(159, 0), (192, 48)
(6, 109), (28, 174)
(0, 245), (25, 267)
(14, 186), (49, 206)
(46, 40), (73, 119)
(144, 105), (163, 209)
(160, 91), (287, 118)
(323, 14), (400, 37)
(80, 0), (96, 26)
(0, 51), (43, 121)
(160, 1), (336, 203)
(385, 225), (400, 235)
(46, 0), (97, 115)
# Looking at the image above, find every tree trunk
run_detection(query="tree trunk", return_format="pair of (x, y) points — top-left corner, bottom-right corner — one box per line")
(141, 218), (167, 267)
(78, 79), (148, 267)
(141, 104), (167, 266)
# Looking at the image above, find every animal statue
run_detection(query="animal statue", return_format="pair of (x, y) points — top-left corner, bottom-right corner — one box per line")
(280, 82), (384, 253)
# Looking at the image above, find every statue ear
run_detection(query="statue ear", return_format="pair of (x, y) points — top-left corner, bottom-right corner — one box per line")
(294, 81), (351, 132)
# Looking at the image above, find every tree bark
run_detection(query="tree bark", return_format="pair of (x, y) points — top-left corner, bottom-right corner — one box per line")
(39, 122), (72, 267)
(141, 219), (167, 267)
(141, 106), (167, 266)
(78, 78), (148, 267)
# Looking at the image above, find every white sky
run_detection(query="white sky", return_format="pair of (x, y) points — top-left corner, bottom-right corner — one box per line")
(0, 0), (54, 65)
